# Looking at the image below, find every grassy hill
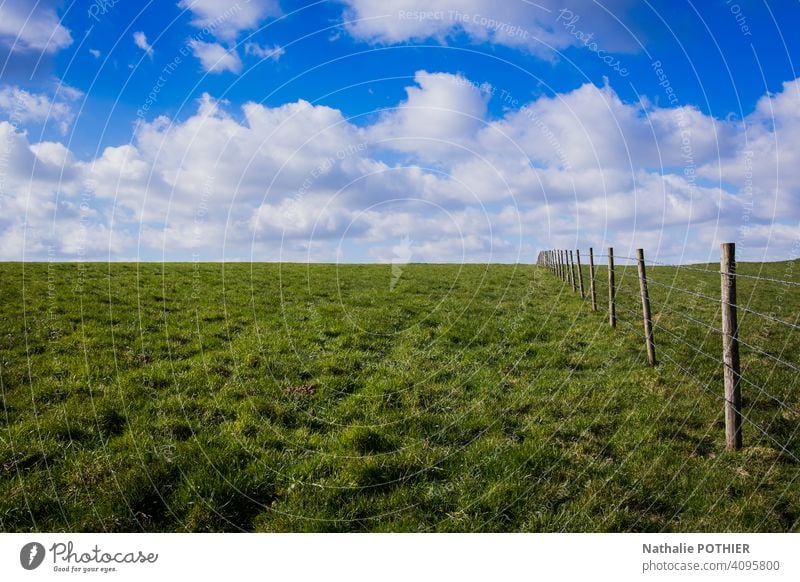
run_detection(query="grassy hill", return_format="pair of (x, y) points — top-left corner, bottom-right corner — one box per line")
(0, 261), (798, 531)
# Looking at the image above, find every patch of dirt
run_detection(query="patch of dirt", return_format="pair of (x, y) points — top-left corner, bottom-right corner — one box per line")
(130, 352), (151, 364)
(283, 384), (316, 397)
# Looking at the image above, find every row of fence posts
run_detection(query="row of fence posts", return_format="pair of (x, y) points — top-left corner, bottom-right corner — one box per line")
(536, 244), (742, 450)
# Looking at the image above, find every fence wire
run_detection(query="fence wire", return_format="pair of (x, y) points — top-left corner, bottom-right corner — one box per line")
(539, 248), (799, 459)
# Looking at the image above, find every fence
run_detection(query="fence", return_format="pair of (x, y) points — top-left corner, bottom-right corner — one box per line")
(536, 244), (799, 456)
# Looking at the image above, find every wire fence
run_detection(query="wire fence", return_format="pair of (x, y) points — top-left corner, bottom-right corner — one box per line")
(536, 245), (799, 458)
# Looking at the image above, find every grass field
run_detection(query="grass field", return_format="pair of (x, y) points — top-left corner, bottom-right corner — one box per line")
(1, 260), (798, 532)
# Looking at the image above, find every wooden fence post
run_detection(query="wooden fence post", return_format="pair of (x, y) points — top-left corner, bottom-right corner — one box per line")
(576, 249), (585, 299)
(721, 242), (742, 450)
(608, 247), (616, 328)
(553, 249), (561, 277)
(588, 247), (597, 311)
(570, 250), (578, 292)
(560, 250), (566, 281)
(557, 250), (562, 279)
(637, 248), (656, 366)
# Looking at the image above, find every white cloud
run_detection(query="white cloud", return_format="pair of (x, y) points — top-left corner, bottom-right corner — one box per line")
(699, 78), (800, 223)
(178, 0), (281, 41)
(252, 197), (364, 240)
(510, 87), (737, 209)
(367, 71), (491, 159)
(339, 0), (639, 57)
(2, 73), (800, 262)
(0, 85), (82, 134)
(0, 0), (72, 54)
(188, 40), (242, 74)
(133, 31), (154, 57)
(89, 48), (101, 58)
(244, 42), (285, 61)
(0, 121), (84, 259)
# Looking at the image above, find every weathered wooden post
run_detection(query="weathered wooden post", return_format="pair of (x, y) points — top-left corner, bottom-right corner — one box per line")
(556, 250), (561, 278)
(555, 250), (559, 278)
(576, 249), (585, 299)
(608, 247), (616, 327)
(588, 247), (597, 311)
(721, 242), (742, 450)
(636, 248), (656, 367)
(569, 250), (576, 292)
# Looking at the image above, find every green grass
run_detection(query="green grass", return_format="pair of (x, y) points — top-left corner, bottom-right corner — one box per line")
(0, 260), (798, 532)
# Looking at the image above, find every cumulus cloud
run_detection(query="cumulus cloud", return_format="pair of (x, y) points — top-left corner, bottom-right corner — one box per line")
(179, 1), (282, 74)
(339, 0), (639, 57)
(699, 78), (800, 222)
(2, 72), (799, 262)
(367, 71), (491, 159)
(252, 197), (365, 240)
(0, 0), (72, 54)
(189, 40), (242, 73)
(0, 85), (82, 134)
(178, 0), (281, 41)
(0, 121), (84, 259)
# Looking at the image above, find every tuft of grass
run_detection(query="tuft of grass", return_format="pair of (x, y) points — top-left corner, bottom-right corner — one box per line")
(0, 261), (798, 532)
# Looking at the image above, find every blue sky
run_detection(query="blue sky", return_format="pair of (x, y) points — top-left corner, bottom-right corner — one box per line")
(1, 0), (799, 262)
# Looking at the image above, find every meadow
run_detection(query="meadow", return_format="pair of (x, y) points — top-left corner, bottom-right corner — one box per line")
(0, 260), (798, 532)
